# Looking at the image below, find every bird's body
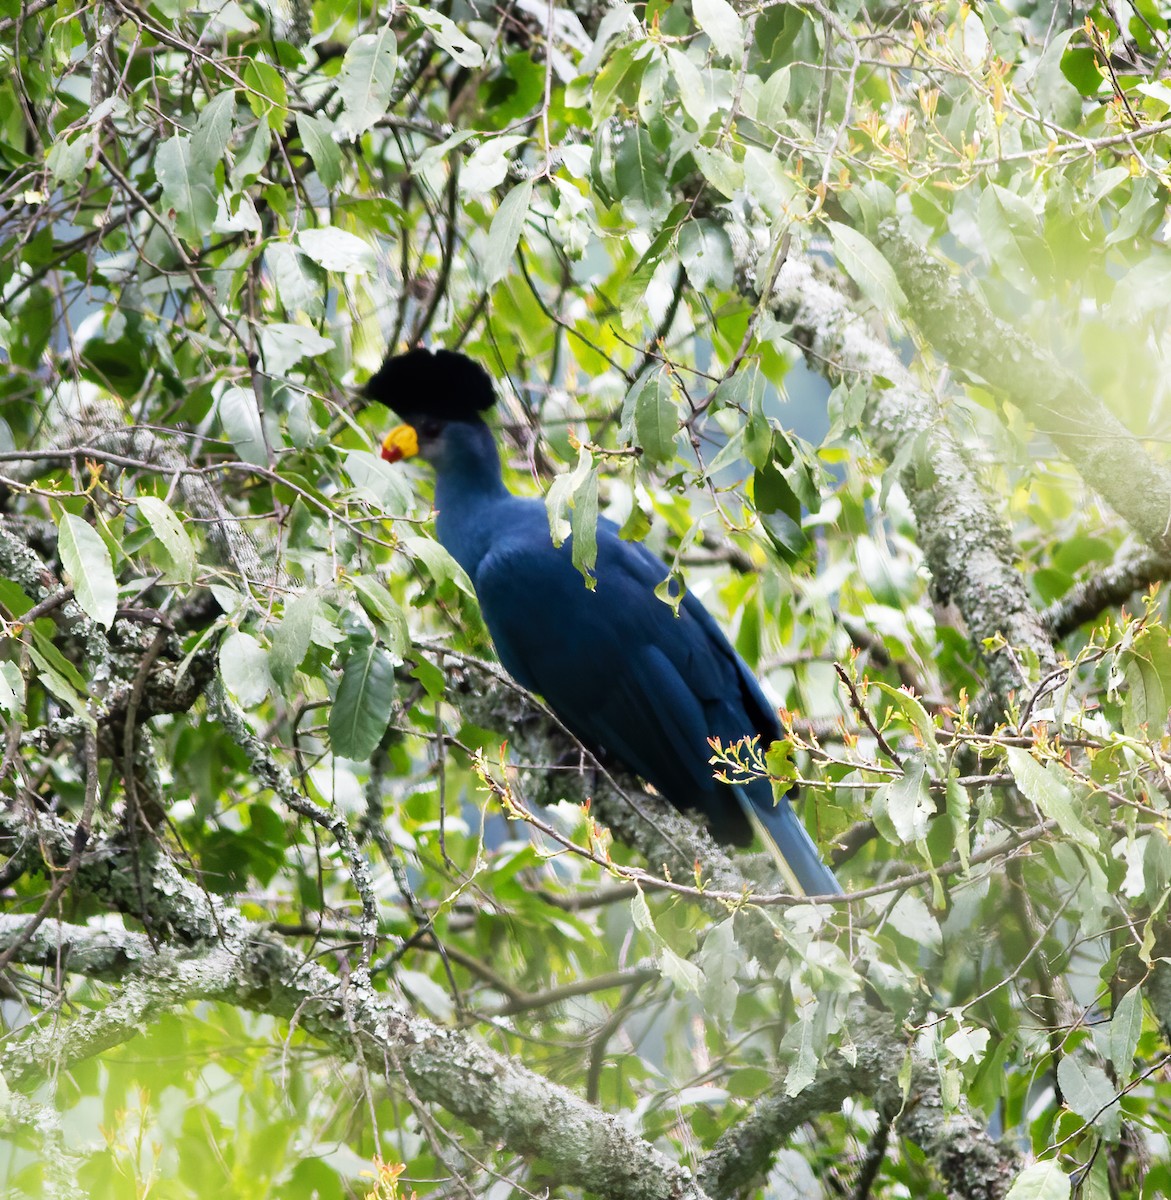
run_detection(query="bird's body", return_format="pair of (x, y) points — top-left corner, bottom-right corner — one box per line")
(368, 349), (840, 896)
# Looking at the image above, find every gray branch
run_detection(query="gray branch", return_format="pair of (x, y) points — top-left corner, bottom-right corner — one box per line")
(0, 914), (713, 1200)
(1040, 546), (1171, 637)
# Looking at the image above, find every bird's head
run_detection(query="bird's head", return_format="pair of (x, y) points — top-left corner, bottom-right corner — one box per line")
(364, 347), (497, 471)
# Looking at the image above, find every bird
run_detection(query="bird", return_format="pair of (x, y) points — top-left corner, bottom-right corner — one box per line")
(365, 346), (840, 896)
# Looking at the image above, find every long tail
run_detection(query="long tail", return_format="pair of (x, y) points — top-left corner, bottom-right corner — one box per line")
(737, 787), (842, 897)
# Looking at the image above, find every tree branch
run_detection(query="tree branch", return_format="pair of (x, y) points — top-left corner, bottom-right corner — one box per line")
(749, 253), (1057, 713)
(0, 914), (715, 1200)
(1041, 547), (1171, 638)
(874, 219), (1171, 560)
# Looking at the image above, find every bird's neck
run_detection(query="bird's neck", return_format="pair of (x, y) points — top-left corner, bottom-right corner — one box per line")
(432, 421), (512, 576)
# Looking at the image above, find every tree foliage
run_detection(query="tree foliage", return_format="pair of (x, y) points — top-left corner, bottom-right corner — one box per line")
(2, 1), (1171, 1198)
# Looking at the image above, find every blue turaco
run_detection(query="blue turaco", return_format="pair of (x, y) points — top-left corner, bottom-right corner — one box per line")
(367, 347), (840, 896)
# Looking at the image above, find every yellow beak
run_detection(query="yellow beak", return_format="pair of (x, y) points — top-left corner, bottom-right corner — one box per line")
(381, 424), (419, 463)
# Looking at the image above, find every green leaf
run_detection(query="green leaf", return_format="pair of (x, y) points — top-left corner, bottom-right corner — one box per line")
(1109, 985), (1143, 1076)
(344, 450), (412, 511)
(218, 385), (268, 467)
(665, 48), (714, 128)
(678, 219), (733, 290)
(943, 1021), (990, 1064)
(545, 445), (600, 587)
(826, 221), (907, 314)
(351, 575), (411, 656)
(58, 512), (117, 628)
(461, 135), (527, 194)
(219, 631), (274, 707)
(1005, 747), (1097, 851)
(946, 771), (970, 872)
(295, 112), (342, 189)
(337, 28), (398, 138)
(330, 644), (396, 759)
(889, 891), (942, 949)
(633, 371), (679, 464)
(614, 128), (666, 213)
(630, 888), (655, 933)
(1027, 27), (1082, 127)
(691, 144), (743, 198)
(401, 535), (476, 597)
(296, 227), (375, 275)
(569, 461), (598, 584)
(978, 184), (1043, 292)
(0, 660), (25, 716)
(155, 135), (216, 245)
(881, 754), (933, 844)
(659, 946), (702, 995)
(231, 116), (271, 188)
(266, 243), (323, 318)
(1122, 653), (1166, 737)
(483, 178), (534, 286)
(191, 89), (237, 173)
(29, 626), (88, 694)
(697, 918), (740, 1025)
(270, 591), (318, 688)
(26, 641), (88, 717)
(258, 321), (334, 374)
(136, 495), (196, 584)
(46, 135), (88, 185)
(1004, 1161), (1070, 1200)
(783, 1012), (818, 1096)
(1056, 1054), (1120, 1135)
(411, 657), (445, 701)
(693, 0), (745, 60)
(590, 41), (647, 126)
(242, 58), (288, 125)
(410, 5), (484, 67)
(756, 67), (791, 127)
(873, 682), (941, 771)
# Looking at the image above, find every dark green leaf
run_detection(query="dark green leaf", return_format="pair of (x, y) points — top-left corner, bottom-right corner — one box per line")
(329, 644), (396, 759)
(633, 371), (679, 464)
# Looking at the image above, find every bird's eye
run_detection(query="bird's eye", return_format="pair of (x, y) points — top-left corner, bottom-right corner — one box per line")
(417, 419), (441, 439)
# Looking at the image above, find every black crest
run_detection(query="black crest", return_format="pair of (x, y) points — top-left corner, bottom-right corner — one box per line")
(364, 347), (497, 422)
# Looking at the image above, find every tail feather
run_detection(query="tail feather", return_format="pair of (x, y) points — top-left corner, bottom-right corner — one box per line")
(738, 788), (841, 897)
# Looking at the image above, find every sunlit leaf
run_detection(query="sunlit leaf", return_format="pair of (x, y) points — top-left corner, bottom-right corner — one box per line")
(58, 513), (117, 629)
(337, 29), (398, 138)
(137, 495), (196, 584)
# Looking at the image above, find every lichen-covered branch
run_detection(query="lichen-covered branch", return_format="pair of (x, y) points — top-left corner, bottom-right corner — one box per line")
(746, 253), (1057, 712)
(0, 914), (714, 1200)
(697, 1002), (1019, 1200)
(874, 220), (1171, 559)
(1040, 547), (1171, 638)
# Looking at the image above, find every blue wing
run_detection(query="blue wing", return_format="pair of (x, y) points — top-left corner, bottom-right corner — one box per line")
(472, 505), (839, 895)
